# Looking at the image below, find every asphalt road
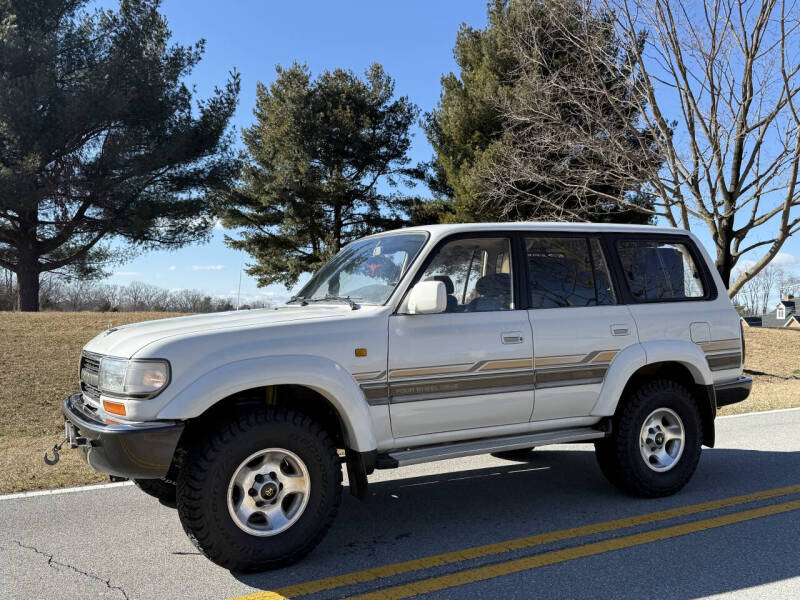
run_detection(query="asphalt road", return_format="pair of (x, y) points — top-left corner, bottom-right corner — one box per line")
(2, 408), (800, 600)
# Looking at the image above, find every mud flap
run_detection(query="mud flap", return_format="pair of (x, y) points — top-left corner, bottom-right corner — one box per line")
(345, 449), (376, 500)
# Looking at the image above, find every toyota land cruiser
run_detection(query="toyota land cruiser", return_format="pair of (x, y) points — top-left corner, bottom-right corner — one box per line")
(60, 223), (751, 571)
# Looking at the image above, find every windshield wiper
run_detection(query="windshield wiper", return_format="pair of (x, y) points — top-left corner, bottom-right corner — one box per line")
(307, 295), (360, 310)
(287, 295), (308, 306)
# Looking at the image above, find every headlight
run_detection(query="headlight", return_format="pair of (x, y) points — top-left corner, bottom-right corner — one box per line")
(99, 358), (170, 397)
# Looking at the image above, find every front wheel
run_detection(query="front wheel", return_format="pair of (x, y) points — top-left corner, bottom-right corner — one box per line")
(595, 379), (702, 498)
(176, 407), (342, 572)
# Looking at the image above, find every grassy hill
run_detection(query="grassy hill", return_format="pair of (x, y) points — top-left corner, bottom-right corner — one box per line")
(0, 312), (798, 494)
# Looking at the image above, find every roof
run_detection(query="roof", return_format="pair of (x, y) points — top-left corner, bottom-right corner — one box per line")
(742, 316), (762, 326)
(403, 222), (687, 235)
(373, 222), (691, 238)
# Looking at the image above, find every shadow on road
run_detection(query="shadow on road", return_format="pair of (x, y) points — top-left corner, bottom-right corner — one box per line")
(232, 446), (800, 598)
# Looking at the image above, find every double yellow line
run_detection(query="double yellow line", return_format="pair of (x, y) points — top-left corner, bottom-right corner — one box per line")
(233, 484), (800, 600)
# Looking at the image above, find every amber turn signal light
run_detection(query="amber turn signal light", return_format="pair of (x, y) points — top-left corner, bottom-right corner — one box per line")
(103, 400), (126, 416)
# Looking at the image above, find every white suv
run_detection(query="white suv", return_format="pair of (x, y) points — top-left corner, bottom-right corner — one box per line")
(62, 222), (751, 571)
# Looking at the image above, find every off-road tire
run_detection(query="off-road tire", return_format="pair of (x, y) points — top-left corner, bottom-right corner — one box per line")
(490, 447), (535, 461)
(133, 478), (177, 507)
(595, 379), (702, 498)
(176, 407), (342, 572)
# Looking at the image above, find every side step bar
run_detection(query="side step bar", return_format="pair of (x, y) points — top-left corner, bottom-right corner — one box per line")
(376, 427), (608, 469)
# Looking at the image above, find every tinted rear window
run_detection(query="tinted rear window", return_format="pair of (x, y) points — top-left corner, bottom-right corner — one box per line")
(526, 237), (616, 308)
(616, 239), (705, 301)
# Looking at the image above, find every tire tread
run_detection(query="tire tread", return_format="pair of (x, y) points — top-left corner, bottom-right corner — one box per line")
(176, 406), (342, 571)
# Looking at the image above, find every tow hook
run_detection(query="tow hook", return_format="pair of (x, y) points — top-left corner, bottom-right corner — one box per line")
(44, 423), (89, 466)
(43, 437), (68, 466)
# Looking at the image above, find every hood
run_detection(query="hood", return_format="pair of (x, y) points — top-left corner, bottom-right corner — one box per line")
(83, 305), (366, 358)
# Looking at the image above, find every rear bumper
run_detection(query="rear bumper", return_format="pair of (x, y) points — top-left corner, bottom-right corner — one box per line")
(715, 376), (752, 408)
(62, 393), (184, 479)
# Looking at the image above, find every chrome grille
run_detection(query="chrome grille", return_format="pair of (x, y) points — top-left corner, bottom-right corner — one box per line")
(80, 351), (102, 401)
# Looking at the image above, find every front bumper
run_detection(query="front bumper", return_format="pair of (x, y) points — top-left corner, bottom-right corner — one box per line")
(62, 393), (184, 479)
(715, 376), (753, 408)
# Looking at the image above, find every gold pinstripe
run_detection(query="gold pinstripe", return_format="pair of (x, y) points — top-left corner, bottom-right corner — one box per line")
(534, 354), (587, 367)
(477, 358), (533, 371)
(388, 363), (475, 379)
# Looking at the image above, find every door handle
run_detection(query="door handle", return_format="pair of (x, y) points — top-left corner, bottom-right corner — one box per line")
(502, 332), (524, 344)
(611, 324), (630, 336)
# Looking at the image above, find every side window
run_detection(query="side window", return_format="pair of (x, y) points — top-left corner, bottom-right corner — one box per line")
(526, 236), (615, 308)
(616, 239), (706, 301)
(418, 237), (513, 312)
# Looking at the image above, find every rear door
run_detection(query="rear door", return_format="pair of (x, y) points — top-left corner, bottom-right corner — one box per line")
(525, 234), (638, 421)
(609, 235), (742, 381)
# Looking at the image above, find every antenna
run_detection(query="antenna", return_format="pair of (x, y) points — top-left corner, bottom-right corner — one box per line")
(236, 258), (243, 310)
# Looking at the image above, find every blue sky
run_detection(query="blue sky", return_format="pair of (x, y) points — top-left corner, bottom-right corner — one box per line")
(103, 0), (489, 303)
(100, 0), (800, 302)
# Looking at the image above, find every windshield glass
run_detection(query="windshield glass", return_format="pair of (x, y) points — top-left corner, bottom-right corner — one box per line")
(294, 233), (428, 305)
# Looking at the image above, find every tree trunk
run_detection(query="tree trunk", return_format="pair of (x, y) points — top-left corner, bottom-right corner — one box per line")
(16, 260), (40, 312)
(715, 226), (734, 293)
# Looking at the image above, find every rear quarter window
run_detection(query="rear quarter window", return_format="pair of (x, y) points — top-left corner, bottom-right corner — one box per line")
(616, 239), (706, 301)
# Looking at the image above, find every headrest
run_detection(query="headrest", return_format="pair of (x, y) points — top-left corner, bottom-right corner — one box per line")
(424, 275), (455, 295)
(475, 273), (510, 296)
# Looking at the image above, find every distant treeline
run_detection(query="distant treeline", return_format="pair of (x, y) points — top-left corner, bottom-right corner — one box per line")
(0, 270), (271, 313)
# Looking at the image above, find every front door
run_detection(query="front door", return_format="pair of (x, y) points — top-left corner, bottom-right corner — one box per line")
(388, 235), (535, 439)
(524, 235), (638, 421)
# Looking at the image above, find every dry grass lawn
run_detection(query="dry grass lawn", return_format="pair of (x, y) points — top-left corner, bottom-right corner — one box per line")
(721, 326), (800, 416)
(0, 312), (797, 494)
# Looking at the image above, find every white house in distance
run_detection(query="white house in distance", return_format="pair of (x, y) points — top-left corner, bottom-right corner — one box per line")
(751, 295), (800, 328)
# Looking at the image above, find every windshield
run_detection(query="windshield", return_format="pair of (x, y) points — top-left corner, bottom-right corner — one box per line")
(294, 233), (428, 305)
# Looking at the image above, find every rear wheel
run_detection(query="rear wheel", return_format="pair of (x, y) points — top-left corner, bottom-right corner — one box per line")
(133, 478), (177, 507)
(490, 447), (535, 461)
(176, 407), (342, 572)
(595, 379), (702, 498)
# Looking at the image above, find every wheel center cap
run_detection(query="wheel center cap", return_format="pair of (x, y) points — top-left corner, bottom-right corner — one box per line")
(260, 482), (278, 499)
(655, 433), (665, 445)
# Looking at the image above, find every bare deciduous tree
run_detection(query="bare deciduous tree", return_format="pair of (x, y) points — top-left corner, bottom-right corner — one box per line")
(735, 270), (762, 314)
(615, 0), (800, 296)
(493, 0), (800, 297)
(479, 0), (661, 223)
(778, 268), (800, 297)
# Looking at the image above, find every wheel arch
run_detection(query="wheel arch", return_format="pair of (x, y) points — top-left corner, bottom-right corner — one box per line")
(593, 342), (716, 447)
(157, 354), (377, 453)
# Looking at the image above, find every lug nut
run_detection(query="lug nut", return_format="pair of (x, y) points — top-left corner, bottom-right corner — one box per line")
(248, 488), (257, 496)
(269, 471), (277, 480)
(254, 474), (264, 483)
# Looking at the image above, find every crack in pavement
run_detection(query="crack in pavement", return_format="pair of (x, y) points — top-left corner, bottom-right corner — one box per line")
(12, 540), (130, 600)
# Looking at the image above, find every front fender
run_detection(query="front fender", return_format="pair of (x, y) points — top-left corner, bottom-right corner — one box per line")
(156, 354), (377, 452)
(591, 340), (713, 416)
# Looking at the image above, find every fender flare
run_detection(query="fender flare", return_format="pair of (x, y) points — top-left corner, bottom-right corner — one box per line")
(591, 340), (713, 417)
(156, 354), (377, 452)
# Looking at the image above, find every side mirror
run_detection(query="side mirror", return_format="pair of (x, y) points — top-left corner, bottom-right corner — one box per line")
(406, 280), (447, 314)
